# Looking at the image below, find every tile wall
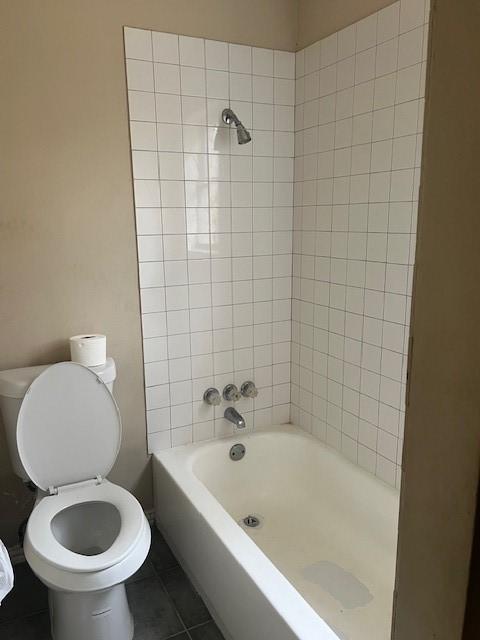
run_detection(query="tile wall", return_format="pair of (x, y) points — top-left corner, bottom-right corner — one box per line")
(291, 0), (429, 486)
(124, 29), (295, 452)
(124, 0), (429, 488)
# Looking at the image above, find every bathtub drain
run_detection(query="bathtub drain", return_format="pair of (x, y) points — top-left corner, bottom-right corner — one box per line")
(243, 515), (260, 528)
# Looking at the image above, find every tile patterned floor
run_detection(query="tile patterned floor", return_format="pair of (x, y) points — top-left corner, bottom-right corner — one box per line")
(0, 527), (225, 640)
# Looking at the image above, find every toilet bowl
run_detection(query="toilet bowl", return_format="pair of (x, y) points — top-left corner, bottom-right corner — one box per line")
(2, 361), (151, 640)
(24, 481), (151, 640)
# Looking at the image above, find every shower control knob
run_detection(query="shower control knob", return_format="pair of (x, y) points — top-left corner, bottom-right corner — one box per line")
(203, 388), (221, 406)
(241, 381), (258, 399)
(223, 384), (241, 402)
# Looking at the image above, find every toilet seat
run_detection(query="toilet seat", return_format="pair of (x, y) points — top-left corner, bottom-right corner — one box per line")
(26, 480), (145, 573)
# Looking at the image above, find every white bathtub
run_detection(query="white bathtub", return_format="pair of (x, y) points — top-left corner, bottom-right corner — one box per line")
(153, 425), (399, 640)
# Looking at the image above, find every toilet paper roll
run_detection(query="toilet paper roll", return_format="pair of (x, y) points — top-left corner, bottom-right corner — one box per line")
(70, 334), (106, 367)
(0, 540), (14, 605)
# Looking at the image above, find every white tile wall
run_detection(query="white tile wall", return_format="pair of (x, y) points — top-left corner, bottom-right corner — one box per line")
(125, 0), (428, 487)
(291, 0), (429, 487)
(125, 28), (294, 452)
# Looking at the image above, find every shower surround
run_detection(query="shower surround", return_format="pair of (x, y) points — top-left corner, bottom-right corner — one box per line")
(291, 0), (429, 487)
(124, 0), (429, 488)
(124, 29), (295, 451)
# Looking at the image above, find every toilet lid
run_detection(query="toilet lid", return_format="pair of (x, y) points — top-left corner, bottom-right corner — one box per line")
(17, 362), (122, 492)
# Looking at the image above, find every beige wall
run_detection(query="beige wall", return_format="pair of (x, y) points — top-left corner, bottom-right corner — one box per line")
(2, 2), (480, 635)
(0, 0), (297, 547)
(296, 0), (396, 49)
(394, 1), (480, 639)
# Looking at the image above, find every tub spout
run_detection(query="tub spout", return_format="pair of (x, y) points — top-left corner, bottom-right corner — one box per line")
(224, 407), (246, 429)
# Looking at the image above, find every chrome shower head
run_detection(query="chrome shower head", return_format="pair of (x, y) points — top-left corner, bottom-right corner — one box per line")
(236, 122), (252, 145)
(222, 108), (252, 145)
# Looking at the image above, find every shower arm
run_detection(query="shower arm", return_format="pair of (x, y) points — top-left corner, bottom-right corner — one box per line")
(222, 108), (240, 126)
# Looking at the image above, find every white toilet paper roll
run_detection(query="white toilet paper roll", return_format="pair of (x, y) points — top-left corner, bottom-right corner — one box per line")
(0, 540), (14, 605)
(70, 334), (107, 367)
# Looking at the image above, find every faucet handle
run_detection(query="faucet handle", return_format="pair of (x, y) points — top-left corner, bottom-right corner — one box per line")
(203, 388), (221, 406)
(241, 381), (258, 398)
(223, 384), (241, 402)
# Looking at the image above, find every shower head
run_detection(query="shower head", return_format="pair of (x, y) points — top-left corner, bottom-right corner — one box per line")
(235, 122), (252, 145)
(222, 108), (252, 145)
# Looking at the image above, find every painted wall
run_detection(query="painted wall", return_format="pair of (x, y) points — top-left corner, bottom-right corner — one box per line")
(0, 0), (297, 547)
(297, 0), (397, 49)
(124, 29), (294, 450)
(291, 0), (429, 486)
(394, 1), (480, 638)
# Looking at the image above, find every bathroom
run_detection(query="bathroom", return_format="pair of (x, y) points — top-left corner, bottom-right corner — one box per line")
(1, 0), (479, 638)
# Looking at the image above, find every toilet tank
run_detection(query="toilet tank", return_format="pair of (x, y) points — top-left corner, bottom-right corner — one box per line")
(0, 358), (116, 482)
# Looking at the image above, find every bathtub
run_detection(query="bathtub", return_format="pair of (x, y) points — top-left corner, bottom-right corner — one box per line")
(153, 425), (399, 640)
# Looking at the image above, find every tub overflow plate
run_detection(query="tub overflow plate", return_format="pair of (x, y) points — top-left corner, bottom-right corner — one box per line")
(229, 443), (245, 461)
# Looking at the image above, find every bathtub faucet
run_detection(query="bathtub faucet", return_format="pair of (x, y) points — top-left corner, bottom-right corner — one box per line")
(224, 407), (246, 429)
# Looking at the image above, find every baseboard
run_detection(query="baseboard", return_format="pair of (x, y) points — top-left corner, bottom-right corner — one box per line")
(8, 507), (156, 565)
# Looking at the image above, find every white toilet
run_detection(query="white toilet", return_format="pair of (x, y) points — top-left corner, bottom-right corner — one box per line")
(0, 359), (151, 640)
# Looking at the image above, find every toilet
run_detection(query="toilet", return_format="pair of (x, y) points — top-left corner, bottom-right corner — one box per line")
(0, 359), (151, 640)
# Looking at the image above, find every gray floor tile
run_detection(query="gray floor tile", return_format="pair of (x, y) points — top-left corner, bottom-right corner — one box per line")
(161, 566), (211, 629)
(128, 576), (184, 640)
(150, 527), (179, 574)
(0, 612), (51, 640)
(189, 621), (225, 640)
(0, 563), (48, 623)
(127, 557), (156, 584)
